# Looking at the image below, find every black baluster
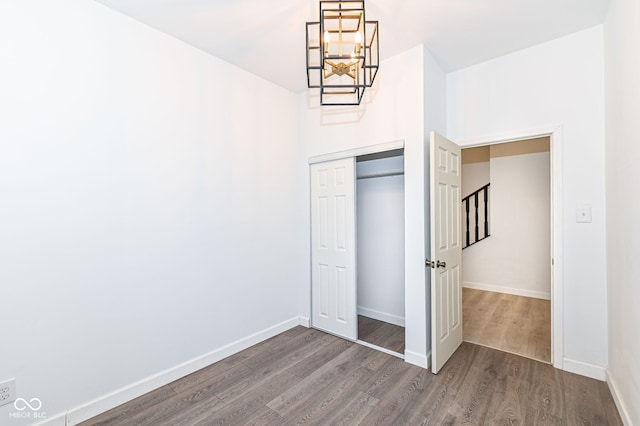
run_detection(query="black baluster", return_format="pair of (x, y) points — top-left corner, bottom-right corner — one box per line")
(474, 192), (479, 243)
(465, 198), (470, 248)
(484, 185), (489, 237)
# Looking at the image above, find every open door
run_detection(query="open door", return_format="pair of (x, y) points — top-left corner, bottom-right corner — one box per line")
(429, 132), (463, 373)
(310, 158), (357, 340)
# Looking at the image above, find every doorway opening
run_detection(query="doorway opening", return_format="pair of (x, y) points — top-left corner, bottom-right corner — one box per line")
(355, 149), (405, 356)
(461, 136), (552, 363)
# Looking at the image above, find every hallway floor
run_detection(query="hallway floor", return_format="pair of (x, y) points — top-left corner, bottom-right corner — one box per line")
(463, 287), (551, 363)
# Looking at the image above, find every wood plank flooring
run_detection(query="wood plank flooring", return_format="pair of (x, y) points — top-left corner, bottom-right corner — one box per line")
(357, 315), (405, 354)
(463, 287), (551, 363)
(81, 326), (621, 426)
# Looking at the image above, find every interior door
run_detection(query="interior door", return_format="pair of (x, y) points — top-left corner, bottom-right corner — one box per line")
(430, 132), (463, 373)
(310, 158), (357, 340)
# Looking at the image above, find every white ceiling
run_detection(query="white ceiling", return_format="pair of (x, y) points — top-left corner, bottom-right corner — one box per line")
(93, 0), (610, 93)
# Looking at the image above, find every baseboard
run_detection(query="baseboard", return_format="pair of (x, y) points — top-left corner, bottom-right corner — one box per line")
(64, 316), (303, 425)
(463, 281), (551, 300)
(357, 307), (405, 327)
(298, 316), (310, 327)
(562, 357), (606, 381)
(404, 350), (430, 369)
(32, 412), (66, 426)
(606, 370), (633, 426)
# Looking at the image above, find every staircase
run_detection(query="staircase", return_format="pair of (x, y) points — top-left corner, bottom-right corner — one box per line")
(463, 183), (490, 249)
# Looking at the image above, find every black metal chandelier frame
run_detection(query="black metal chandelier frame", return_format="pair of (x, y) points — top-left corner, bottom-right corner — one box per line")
(306, 0), (379, 106)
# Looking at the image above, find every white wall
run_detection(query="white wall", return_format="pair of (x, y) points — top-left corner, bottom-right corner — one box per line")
(461, 162), (490, 199)
(448, 26), (607, 373)
(463, 146), (551, 300)
(299, 45), (431, 367)
(423, 47), (449, 361)
(424, 48), (448, 137)
(356, 156), (405, 326)
(0, 0), (305, 423)
(604, 0), (640, 423)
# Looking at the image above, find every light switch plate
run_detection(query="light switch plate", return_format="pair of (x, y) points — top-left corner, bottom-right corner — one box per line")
(576, 205), (592, 223)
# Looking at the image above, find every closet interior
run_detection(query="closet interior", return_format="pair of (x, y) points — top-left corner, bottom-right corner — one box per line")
(355, 149), (406, 355)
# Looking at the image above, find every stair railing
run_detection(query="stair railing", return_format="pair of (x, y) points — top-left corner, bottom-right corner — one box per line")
(462, 183), (490, 249)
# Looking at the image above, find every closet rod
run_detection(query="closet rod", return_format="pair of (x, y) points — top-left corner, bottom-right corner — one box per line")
(356, 170), (404, 180)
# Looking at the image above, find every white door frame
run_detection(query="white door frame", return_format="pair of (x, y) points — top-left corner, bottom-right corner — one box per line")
(456, 125), (563, 368)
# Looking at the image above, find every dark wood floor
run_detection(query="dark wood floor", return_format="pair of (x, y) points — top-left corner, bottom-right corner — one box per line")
(357, 315), (405, 354)
(81, 327), (621, 426)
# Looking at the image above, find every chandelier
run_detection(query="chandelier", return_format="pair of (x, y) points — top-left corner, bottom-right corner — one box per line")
(306, 0), (379, 106)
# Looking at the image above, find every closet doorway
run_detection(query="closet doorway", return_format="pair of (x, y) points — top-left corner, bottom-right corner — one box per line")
(355, 150), (405, 356)
(309, 145), (406, 359)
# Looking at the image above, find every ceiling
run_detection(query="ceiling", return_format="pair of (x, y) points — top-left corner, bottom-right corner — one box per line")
(93, 0), (610, 93)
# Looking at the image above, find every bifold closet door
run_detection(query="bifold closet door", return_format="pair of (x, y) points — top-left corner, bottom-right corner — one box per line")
(310, 158), (357, 340)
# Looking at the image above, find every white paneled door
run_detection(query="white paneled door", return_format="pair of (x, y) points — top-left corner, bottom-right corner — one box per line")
(430, 132), (463, 373)
(310, 158), (357, 340)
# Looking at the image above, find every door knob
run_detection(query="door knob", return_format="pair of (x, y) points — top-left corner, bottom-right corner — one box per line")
(425, 259), (435, 268)
(436, 260), (447, 268)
